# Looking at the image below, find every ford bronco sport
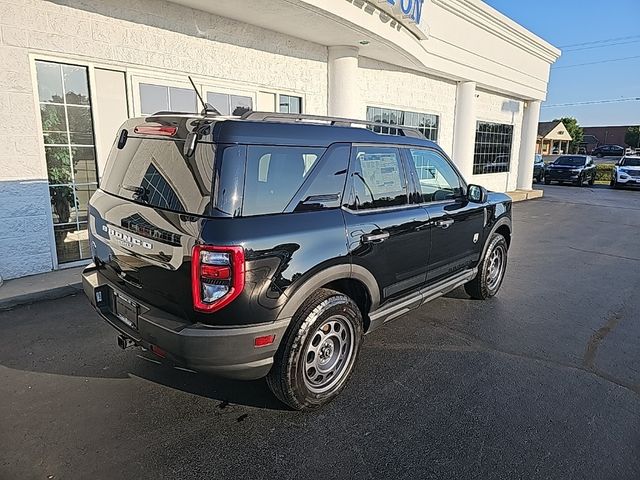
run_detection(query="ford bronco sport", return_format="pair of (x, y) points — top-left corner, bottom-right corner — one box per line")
(82, 111), (512, 410)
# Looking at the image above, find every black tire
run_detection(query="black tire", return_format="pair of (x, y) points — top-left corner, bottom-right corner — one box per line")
(536, 171), (544, 183)
(266, 288), (363, 411)
(544, 177), (551, 185)
(465, 234), (508, 300)
(588, 174), (595, 186)
(575, 175), (583, 187)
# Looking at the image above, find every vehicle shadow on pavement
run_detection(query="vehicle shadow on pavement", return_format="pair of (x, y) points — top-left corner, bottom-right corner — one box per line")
(0, 295), (288, 411)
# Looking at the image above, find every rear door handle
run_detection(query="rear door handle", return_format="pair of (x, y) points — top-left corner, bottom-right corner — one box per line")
(361, 231), (390, 243)
(435, 219), (454, 229)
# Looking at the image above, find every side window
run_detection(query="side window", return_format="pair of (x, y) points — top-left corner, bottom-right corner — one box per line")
(347, 147), (407, 210)
(243, 146), (325, 216)
(408, 148), (464, 202)
(292, 144), (349, 212)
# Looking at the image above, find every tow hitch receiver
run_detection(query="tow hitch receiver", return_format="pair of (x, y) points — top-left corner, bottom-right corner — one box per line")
(117, 334), (136, 350)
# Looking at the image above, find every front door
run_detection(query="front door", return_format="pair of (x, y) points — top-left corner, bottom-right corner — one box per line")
(403, 147), (486, 283)
(343, 145), (431, 305)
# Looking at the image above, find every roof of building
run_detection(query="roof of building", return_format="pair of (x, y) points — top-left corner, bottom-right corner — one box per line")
(537, 121), (562, 138)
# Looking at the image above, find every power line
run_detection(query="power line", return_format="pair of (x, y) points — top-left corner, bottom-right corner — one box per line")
(559, 34), (640, 49)
(542, 97), (640, 108)
(564, 38), (640, 52)
(552, 54), (640, 69)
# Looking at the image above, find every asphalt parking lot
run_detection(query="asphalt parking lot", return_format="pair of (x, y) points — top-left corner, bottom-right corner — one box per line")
(1, 184), (640, 480)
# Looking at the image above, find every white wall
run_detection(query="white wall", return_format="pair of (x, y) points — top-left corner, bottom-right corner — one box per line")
(358, 57), (457, 156)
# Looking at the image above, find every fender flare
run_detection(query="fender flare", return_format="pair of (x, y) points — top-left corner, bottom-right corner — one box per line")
(481, 216), (512, 260)
(276, 264), (380, 321)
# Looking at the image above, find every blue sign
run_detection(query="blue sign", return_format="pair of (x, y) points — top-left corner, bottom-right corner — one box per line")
(384, 0), (424, 25)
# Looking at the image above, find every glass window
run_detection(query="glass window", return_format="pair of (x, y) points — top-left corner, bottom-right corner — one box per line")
(242, 146), (325, 216)
(473, 122), (514, 174)
(347, 147), (407, 210)
(207, 92), (230, 115)
(206, 91), (253, 116)
(408, 149), (463, 202)
(36, 60), (99, 264)
(139, 83), (169, 115)
(366, 106), (439, 141)
(230, 95), (252, 116)
(293, 144), (349, 212)
(279, 95), (302, 114)
(169, 87), (197, 112)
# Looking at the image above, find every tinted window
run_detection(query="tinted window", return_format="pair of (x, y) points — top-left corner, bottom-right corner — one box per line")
(101, 137), (214, 216)
(347, 147), (407, 210)
(243, 146), (325, 216)
(408, 148), (463, 202)
(292, 144), (349, 212)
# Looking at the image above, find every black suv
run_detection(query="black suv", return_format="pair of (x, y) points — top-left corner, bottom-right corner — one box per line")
(82, 112), (512, 410)
(544, 155), (596, 186)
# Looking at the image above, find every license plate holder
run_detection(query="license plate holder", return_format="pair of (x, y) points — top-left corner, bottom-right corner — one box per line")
(113, 291), (138, 330)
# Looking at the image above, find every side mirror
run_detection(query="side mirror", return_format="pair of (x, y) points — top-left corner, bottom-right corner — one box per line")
(467, 184), (487, 203)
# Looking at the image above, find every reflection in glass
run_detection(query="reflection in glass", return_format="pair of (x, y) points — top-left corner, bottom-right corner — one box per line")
(40, 104), (67, 133)
(45, 146), (71, 184)
(53, 224), (81, 263)
(63, 65), (90, 105)
(72, 147), (97, 184)
(207, 92), (230, 115)
(74, 184), (98, 222)
(36, 62), (64, 103)
(50, 185), (77, 224)
(36, 60), (98, 264)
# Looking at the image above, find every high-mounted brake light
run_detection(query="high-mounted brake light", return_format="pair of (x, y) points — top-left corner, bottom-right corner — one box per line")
(191, 245), (245, 313)
(133, 125), (177, 136)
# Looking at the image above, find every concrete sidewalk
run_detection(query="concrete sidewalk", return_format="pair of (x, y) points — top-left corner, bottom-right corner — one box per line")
(0, 266), (84, 311)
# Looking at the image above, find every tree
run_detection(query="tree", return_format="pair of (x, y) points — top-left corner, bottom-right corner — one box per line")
(554, 117), (584, 154)
(625, 126), (640, 149)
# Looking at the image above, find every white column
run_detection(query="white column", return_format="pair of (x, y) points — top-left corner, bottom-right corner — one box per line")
(327, 46), (360, 119)
(516, 100), (542, 190)
(452, 81), (477, 182)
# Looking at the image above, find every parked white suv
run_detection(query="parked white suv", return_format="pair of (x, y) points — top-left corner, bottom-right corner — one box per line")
(611, 156), (640, 188)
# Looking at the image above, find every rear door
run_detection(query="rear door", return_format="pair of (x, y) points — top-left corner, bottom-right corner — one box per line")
(90, 118), (218, 321)
(404, 147), (486, 283)
(343, 145), (431, 305)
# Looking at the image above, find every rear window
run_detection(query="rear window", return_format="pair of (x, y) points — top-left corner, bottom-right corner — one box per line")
(242, 146), (326, 216)
(101, 137), (214, 216)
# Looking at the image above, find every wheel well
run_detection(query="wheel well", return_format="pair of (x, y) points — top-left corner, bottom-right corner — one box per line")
(322, 278), (372, 331)
(495, 224), (511, 248)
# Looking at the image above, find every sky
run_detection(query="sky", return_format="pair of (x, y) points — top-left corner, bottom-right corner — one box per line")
(483, 0), (640, 127)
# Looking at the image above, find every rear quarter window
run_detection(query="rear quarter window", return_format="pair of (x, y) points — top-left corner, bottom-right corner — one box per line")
(242, 146), (326, 216)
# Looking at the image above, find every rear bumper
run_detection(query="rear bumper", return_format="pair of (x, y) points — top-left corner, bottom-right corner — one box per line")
(82, 265), (290, 380)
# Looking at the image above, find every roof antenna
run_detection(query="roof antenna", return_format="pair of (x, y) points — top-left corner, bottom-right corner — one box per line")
(188, 76), (220, 116)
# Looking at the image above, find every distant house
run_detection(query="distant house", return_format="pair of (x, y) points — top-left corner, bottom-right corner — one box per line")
(537, 121), (573, 155)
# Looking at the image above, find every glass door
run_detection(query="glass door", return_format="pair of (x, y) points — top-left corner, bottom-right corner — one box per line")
(35, 60), (99, 264)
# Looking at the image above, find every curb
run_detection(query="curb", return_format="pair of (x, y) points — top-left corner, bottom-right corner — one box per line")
(0, 283), (83, 311)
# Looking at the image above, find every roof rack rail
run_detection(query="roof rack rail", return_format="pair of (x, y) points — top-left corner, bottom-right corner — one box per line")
(241, 111), (426, 139)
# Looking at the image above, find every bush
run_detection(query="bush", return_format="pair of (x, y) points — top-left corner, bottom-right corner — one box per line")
(595, 163), (614, 182)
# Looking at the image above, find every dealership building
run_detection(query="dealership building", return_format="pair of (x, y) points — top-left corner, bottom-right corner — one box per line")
(0, 0), (560, 280)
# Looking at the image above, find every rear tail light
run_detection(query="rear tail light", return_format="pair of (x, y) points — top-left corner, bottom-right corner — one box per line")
(191, 245), (245, 313)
